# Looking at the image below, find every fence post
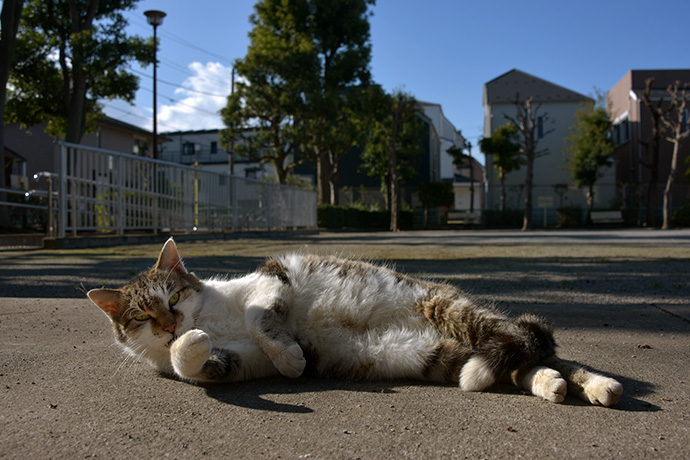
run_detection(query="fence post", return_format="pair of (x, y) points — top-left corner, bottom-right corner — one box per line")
(153, 162), (159, 235)
(58, 143), (67, 238)
(231, 176), (238, 231)
(266, 184), (273, 231)
(117, 155), (124, 236)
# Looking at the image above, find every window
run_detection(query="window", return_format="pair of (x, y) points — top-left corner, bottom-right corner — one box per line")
(182, 142), (195, 155)
(613, 118), (630, 146)
(537, 116), (544, 138)
(133, 139), (148, 156)
(683, 108), (689, 134)
(210, 141), (218, 154)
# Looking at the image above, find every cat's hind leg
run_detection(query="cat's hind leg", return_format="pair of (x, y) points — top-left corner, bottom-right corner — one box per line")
(544, 356), (623, 406)
(512, 366), (568, 403)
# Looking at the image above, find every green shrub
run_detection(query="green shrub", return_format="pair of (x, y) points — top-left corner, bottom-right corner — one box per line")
(557, 207), (584, 228)
(483, 209), (523, 228)
(672, 202), (690, 227)
(418, 182), (454, 208)
(317, 204), (413, 229)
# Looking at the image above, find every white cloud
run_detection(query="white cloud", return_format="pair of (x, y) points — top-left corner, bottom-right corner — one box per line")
(158, 61), (232, 132)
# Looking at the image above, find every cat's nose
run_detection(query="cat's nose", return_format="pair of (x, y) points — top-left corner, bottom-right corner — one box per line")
(162, 322), (176, 333)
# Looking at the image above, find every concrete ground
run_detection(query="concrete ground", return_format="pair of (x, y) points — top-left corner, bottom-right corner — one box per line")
(1, 229), (689, 459)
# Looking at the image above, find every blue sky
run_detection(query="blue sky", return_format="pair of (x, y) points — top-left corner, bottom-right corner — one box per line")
(105, 0), (690, 152)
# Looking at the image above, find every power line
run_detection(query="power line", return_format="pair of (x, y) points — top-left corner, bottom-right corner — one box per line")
(137, 86), (224, 117)
(127, 14), (234, 65)
(102, 103), (179, 131)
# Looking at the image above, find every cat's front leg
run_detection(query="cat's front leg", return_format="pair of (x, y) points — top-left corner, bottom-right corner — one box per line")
(170, 329), (249, 383)
(245, 303), (306, 379)
(170, 329), (213, 379)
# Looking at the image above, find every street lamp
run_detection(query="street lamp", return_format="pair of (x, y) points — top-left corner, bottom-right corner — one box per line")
(144, 10), (166, 159)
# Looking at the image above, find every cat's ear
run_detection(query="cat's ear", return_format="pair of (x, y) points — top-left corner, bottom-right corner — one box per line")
(154, 237), (188, 274)
(88, 289), (125, 319)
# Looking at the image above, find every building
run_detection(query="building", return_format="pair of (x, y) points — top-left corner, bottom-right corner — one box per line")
(417, 101), (483, 211)
(3, 117), (157, 192)
(607, 69), (690, 223)
(160, 129), (229, 174)
(482, 69), (613, 223)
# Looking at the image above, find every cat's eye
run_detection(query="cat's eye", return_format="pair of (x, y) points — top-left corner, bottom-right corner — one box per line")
(134, 313), (151, 321)
(168, 291), (180, 307)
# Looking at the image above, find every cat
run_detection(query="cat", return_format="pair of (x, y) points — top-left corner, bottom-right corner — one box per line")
(87, 237), (623, 406)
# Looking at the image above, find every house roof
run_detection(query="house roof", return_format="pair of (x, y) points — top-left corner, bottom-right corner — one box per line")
(3, 145), (26, 163)
(484, 69), (590, 105)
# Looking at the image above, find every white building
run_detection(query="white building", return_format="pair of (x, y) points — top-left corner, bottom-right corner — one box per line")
(417, 101), (483, 211)
(483, 69), (616, 221)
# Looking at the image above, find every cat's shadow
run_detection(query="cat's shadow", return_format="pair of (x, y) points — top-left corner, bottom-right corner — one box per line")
(202, 377), (401, 413)
(201, 372), (658, 414)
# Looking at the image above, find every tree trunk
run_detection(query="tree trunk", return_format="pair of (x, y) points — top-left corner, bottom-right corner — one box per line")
(328, 153), (339, 205)
(586, 183), (595, 225)
(0, 0), (25, 228)
(389, 113), (400, 232)
(499, 170), (506, 212)
(522, 150), (534, 231)
(645, 146), (659, 228)
(641, 78), (661, 228)
(65, 73), (88, 143)
(316, 151), (330, 204)
(662, 139), (680, 229)
(389, 148), (399, 232)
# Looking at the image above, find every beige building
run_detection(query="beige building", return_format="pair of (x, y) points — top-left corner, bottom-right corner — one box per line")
(3, 117), (156, 192)
(483, 69), (615, 224)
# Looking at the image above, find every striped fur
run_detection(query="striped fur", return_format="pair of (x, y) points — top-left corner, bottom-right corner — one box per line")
(87, 238), (622, 406)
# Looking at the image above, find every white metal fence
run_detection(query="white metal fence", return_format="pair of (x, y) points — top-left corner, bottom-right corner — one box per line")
(54, 142), (317, 237)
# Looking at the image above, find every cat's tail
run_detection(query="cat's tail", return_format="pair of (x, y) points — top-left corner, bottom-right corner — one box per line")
(416, 292), (558, 390)
(458, 312), (558, 392)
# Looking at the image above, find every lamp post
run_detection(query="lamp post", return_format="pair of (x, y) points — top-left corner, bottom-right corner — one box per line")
(144, 10), (166, 159)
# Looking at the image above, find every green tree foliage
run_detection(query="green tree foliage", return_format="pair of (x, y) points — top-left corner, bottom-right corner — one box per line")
(0, 0), (25, 227)
(305, 0), (375, 205)
(6, 0), (151, 143)
(360, 89), (423, 231)
(220, 0), (315, 184)
(566, 103), (613, 224)
(479, 122), (522, 212)
(220, 0), (375, 192)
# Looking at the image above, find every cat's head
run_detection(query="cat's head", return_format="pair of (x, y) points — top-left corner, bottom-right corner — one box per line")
(88, 238), (202, 368)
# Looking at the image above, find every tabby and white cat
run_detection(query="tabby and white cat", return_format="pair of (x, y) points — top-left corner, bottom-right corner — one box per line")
(88, 238), (622, 406)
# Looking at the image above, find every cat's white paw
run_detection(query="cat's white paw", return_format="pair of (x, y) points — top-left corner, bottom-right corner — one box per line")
(170, 329), (212, 377)
(273, 343), (306, 378)
(583, 375), (623, 406)
(524, 366), (567, 403)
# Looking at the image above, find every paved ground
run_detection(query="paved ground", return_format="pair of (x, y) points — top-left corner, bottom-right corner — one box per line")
(1, 229), (689, 459)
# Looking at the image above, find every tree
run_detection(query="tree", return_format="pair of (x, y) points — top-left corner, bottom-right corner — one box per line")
(220, 0), (375, 193)
(658, 81), (690, 229)
(220, 0), (315, 184)
(504, 96), (552, 231)
(305, 0), (375, 205)
(566, 102), (614, 224)
(640, 78), (664, 227)
(360, 89), (423, 231)
(6, 0), (151, 143)
(447, 141), (479, 212)
(0, 0), (25, 227)
(479, 122), (522, 212)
